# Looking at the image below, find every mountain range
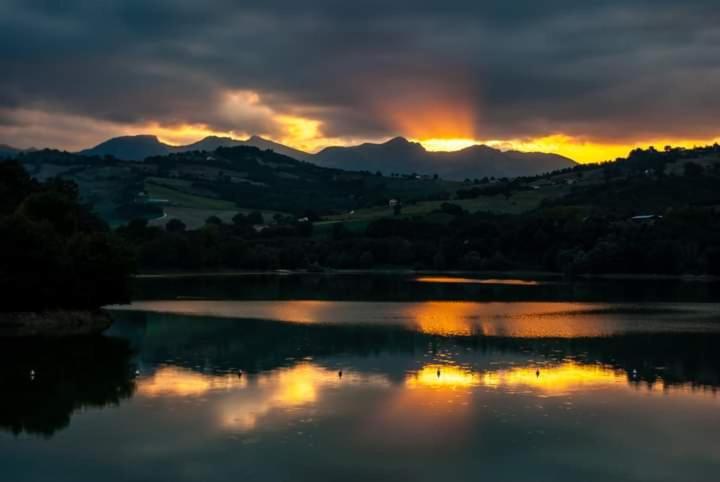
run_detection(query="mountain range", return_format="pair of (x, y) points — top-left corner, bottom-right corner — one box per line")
(78, 135), (312, 162)
(0, 144), (23, 159)
(315, 137), (574, 179)
(8, 134), (576, 179)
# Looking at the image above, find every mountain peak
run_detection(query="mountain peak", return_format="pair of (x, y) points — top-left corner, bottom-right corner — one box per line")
(79, 134), (168, 160)
(458, 144), (498, 154)
(314, 137), (575, 179)
(384, 136), (427, 149)
(119, 134), (161, 143)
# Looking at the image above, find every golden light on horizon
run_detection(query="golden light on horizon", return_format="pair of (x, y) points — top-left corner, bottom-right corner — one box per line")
(141, 126), (720, 164)
(416, 138), (478, 152)
(377, 84), (478, 141)
(117, 86), (720, 165)
(125, 122), (234, 147)
(418, 133), (720, 163)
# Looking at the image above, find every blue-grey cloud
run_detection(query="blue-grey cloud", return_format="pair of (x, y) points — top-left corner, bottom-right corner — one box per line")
(1, 0), (719, 147)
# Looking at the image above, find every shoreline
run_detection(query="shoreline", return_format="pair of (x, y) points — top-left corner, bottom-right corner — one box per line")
(0, 310), (113, 337)
(134, 269), (719, 282)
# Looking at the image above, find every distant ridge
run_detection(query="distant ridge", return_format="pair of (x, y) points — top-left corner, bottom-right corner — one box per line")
(75, 134), (575, 179)
(313, 137), (575, 179)
(79, 135), (170, 160)
(0, 144), (22, 159)
(78, 135), (312, 162)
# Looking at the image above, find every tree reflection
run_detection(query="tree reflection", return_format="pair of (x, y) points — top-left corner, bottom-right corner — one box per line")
(0, 336), (136, 437)
(114, 311), (720, 392)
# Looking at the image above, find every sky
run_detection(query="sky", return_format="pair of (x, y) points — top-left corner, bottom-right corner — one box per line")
(2, 0), (720, 162)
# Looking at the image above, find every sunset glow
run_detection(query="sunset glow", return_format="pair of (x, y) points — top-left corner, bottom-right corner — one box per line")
(139, 123), (232, 146)
(118, 120), (720, 163)
(417, 138), (478, 152)
(415, 134), (720, 163)
(57, 89), (720, 162)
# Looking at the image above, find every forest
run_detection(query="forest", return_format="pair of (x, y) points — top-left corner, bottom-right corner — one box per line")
(0, 161), (134, 311)
(3, 144), (720, 294)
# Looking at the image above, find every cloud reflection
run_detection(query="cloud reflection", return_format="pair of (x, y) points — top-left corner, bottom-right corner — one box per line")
(480, 362), (625, 394)
(112, 300), (720, 339)
(137, 366), (247, 398)
(405, 362), (624, 395)
(218, 363), (389, 431)
(415, 276), (541, 286)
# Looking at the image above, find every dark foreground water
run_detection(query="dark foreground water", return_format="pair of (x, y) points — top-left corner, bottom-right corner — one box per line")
(2, 274), (720, 481)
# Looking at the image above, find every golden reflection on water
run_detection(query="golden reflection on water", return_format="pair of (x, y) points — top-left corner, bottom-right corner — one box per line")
(135, 359), (715, 438)
(137, 366), (247, 397)
(406, 365), (480, 389)
(262, 301), (337, 324)
(407, 301), (625, 338)
(409, 302), (477, 336)
(218, 363), (390, 431)
(415, 276), (541, 286)
(481, 362), (625, 393)
(406, 362), (623, 394)
(111, 300), (719, 339)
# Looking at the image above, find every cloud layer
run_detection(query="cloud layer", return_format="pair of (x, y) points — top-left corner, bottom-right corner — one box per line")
(2, 0), (720, 154)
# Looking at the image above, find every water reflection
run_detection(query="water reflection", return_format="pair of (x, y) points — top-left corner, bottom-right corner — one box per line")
(0, 337), (135, 437)
(480, 362), (624, 394)
(217, 363), (389, 431)
(137, 366), (247, 397)
(111, 300), (720, 338)
(107, 309), (720, 395)
(132, 272), (720, 302)
(3, 305), (720, 482)
(415, 276), (541, 286)
(405, 362), (625, 394)
(407, 364), (480, 389)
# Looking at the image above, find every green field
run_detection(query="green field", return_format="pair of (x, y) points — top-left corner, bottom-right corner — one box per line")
(322, 185), (569, 225)
(149, 207), (287, 230)
(144, 181), (236, 210)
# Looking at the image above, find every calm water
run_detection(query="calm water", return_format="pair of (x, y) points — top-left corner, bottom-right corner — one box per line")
(2, 274), (720, 481)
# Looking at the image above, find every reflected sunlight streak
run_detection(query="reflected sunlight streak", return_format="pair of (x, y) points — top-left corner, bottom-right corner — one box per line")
(415, 276), (541, 286)
(481, 362), (625, 393)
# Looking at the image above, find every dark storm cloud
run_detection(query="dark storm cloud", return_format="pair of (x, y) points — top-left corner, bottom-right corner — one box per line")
(2, 0), (720, 146)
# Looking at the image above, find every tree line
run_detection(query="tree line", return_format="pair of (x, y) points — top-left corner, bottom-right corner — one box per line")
(0, 161), (134, 311)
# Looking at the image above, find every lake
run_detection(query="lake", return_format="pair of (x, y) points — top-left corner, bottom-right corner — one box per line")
(2, 274), (720, 481)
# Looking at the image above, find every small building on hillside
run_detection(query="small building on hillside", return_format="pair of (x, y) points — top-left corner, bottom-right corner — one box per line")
(631, 214), (663, 224)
